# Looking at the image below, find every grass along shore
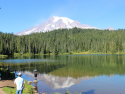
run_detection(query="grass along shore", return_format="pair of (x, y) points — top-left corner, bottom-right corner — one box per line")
(0, 51), (125, 59)
(16, 51), (125, 56)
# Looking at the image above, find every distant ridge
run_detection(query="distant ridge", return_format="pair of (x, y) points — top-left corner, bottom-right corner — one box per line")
(106, 27), (115, 30)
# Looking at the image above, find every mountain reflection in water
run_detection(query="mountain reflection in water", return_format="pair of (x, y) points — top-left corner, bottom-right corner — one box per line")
(22, 71), (92, 89)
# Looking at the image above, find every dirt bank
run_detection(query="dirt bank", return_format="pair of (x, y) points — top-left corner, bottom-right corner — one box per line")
(0, 80), (16, 94)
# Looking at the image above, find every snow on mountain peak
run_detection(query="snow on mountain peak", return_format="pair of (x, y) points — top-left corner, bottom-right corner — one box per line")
(53, 16), (74, 24)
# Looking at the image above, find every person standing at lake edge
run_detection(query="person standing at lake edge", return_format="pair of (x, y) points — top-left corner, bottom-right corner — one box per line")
(0, 66), (1, 81)
(8, 66), (11, 79)
(33, 68), (38, 80)
(14, 73), (25, 94)
(14, 70), (18, 78)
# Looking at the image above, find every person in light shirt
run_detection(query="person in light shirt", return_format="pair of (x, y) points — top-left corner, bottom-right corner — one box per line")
(14, 73), (25, 94)
(33, 67), (38, 80)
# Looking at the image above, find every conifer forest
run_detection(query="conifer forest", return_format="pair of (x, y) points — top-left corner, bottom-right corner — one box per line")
(0, 27), (125, 55)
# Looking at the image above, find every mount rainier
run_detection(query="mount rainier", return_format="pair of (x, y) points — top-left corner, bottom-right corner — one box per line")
(15, 16), (113, 35)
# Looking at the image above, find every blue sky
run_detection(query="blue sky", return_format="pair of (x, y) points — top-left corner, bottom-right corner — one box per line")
(0, 0), (125, 34)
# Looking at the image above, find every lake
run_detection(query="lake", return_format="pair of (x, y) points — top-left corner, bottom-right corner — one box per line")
(0, 54), (125, 94)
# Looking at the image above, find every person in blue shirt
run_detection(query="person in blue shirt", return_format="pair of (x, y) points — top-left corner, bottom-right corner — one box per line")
(14, 70), (18, 78)
(14, 73), (25, 94)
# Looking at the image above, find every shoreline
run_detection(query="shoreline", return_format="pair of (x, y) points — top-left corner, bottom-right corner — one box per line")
(0, 80), (16, 94)
(1, 51), (125, 58)
(0, 79), (38, 94)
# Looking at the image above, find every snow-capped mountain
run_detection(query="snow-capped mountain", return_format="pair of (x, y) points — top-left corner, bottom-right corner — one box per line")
(15, 16), (97, 35)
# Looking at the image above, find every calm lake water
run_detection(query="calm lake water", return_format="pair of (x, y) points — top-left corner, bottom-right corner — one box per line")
(1, 54), (125, 94)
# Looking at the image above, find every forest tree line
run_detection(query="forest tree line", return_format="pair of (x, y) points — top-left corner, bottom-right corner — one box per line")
(0, 27), (125, 55)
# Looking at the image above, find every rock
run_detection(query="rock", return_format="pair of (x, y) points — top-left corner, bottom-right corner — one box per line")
(32, 86), (35, 89)
(34, 90), (37, 93)
(33, 80), (38, 84)
(28, 81), (32, 85)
